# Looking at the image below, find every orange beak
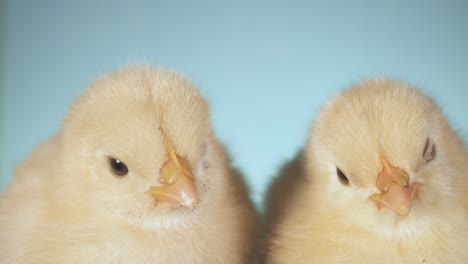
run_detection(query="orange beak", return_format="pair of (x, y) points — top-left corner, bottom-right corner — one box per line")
(369, 158), (421, 216)
(146, 142), (199, 209)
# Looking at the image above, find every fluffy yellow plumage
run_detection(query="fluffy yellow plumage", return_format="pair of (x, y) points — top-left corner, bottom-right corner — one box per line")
(0, 66), (259, 263)
(266, 79), (468, 263)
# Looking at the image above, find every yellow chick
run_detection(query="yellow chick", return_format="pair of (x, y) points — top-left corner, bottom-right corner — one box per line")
(0, 66), (259, 263)
(266, 79), (468, 263)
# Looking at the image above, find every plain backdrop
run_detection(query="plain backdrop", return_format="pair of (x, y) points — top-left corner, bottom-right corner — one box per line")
(2, 0), (468, 207)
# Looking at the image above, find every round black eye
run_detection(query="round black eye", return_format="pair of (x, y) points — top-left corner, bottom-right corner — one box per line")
(336, 167), (349, 185)
(108, 157), (129, 177)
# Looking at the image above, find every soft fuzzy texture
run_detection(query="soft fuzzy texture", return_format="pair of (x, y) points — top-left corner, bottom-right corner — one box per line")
(0, 66), (259, 264)
(266, 79), (468, 263)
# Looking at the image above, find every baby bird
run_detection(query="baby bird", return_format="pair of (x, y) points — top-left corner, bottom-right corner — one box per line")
(266, 79), (468, 263)
(0, 66), (259, 263)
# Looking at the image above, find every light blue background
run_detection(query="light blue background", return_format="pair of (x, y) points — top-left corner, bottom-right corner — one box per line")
(2, 1), (468, 206)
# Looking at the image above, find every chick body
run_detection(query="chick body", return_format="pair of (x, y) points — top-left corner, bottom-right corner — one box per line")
(266, 79), (468, 264)
(0, 66), (259, 264)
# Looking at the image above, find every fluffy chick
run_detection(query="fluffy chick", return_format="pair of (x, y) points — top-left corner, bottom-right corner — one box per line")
(0, 66), (259, 264)
(266, 79), (468, 263)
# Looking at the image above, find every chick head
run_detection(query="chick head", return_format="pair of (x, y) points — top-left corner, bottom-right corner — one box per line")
(305, 79), (458, 229)
(60, 66), (214, 229)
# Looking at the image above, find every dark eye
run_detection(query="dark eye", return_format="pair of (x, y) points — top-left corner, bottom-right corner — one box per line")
(108, 157), (129, 177)
(336, 167), (349, 185)
(423, 138), (436, 164)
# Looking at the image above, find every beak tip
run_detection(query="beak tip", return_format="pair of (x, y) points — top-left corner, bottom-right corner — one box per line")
(185, 203), (198, 209)
(154, 155), (200, 209)
(181, 197), (199, 209)
(397, 205), (411, 216)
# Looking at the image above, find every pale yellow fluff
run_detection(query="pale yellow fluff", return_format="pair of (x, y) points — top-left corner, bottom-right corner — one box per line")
(266, 79), (468, 263)
(0, 66), (259, 264)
